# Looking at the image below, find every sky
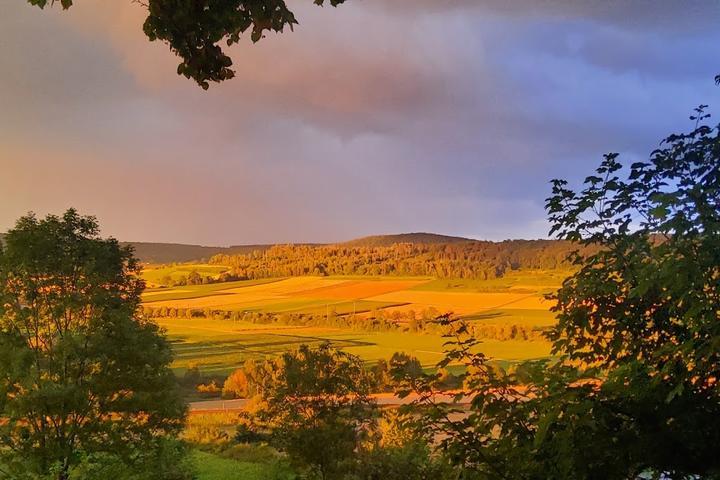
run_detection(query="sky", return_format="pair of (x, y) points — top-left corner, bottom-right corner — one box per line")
(1, 1), (718, 245)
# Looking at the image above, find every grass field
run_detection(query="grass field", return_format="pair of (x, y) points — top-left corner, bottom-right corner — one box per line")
(158, 317), (552, 376)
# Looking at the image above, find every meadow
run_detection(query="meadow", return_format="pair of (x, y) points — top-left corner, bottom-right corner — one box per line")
(143, 268), (560, 377)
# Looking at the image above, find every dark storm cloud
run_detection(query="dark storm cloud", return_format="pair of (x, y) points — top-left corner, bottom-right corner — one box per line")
(1, 0), (718, 244)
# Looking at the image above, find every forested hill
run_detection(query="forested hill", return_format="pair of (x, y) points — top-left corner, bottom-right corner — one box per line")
(210, 239), (585, 280)
(340, 233), (474, 247)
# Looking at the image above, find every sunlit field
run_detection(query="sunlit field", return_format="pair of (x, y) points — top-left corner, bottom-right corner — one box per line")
(142, 270), (559, 318)
(142, 269), (559, 376)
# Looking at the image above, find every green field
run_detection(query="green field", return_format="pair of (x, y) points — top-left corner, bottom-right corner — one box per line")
(159, 317), (552, 376)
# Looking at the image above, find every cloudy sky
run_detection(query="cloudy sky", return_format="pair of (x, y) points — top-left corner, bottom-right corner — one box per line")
(1, 1), (718, 245)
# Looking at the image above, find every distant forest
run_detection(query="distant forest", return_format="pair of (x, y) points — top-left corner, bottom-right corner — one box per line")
(123, 233), (469, 263)
(210, 239), (584, 280)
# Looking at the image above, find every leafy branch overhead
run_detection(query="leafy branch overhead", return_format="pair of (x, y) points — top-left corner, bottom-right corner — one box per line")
(25, 0), (348, 89)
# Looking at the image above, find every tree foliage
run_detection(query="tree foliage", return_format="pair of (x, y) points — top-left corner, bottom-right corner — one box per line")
(0, 209), (187, 479)
(400, 109), (720, 479)
(246, 343), (376, 479)
(210, 240), (583, 280)
(25, 0), (347, 89)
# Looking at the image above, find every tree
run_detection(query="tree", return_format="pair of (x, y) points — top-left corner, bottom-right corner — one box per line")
(0, 209), (187, 480)
(248, 343), (376, 480)
(403, 104), (720, 479)
(389, 352), (423, 381)
(186, 269), (202, 285)
(25, 0), (347, 89)
(222, 367), (250, 399)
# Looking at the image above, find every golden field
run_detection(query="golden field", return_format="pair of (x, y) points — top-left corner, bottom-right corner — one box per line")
(142, 274), (555, 319)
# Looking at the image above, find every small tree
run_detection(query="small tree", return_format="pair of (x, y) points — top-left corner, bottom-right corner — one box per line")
(250, 343), (376, 480)
(186, 270), (203, 285)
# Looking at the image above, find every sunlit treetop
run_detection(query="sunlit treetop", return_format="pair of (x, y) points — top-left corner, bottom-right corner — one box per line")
(26, 0), (347, 89)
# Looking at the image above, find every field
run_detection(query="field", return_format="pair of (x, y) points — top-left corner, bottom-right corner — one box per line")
(411, 269), (571, 294)
(143, 268), (561, 377)
(158, 317), (551, 376)
(143, 271), (562, 318)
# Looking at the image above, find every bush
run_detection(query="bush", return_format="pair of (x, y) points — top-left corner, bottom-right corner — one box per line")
(196, 381), (221, 396)
(71, 439), (195, 480)
(352, 442), (451, 480)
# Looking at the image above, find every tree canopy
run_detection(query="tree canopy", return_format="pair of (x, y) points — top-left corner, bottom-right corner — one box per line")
(25, 0), (347, 89)
(0, 209), (188, 479)
(245, 343), (375, 479)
